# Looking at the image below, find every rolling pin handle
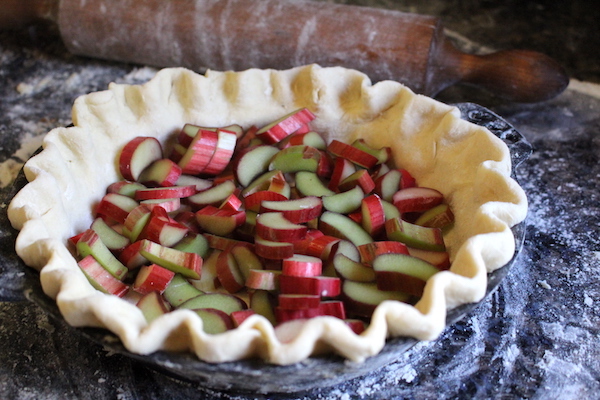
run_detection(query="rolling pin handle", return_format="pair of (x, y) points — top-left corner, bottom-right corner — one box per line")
(0, 0), (58, 30)
(436, 38), (570, 103)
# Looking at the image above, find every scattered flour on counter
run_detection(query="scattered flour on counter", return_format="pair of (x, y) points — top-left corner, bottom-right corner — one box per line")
(536, 351), (598, 397)
(0, 159), (25, 189)
(538, 280), (552, 289)
(117, 66), (159, 85)
(0, 133), (44, 188)
(396, 363), (418, 383)
(15, 76), (54, 96)
(568, 79), (600, 99)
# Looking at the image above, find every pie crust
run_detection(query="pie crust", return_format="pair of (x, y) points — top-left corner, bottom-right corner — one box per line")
(7, 65), (528, 365)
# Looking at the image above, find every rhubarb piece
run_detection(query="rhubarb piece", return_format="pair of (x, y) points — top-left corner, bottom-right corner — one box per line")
(177, 129), (219, 174)
(243, 190), (288, 213)
(328, 157), (356, 191)
(133, 263), (176, 295)
(327, 140), (379, 169)
(234, 145), (280, 187)
(381, 200), (401, 220)
(328, 239), (361, 263)
(169, 143), (187, 163)
(372, 253), (440, 297)
(268, 145), (322, 173)
(338, 169), (375, 194)
(76, 229), (128, 280)
(292, 229), (326, 255)
(68, 232), (85, 247)
(235, 125), (260, 151)
(281, 254), (323, 277)
(219, 192), (243, 211)
(279, 275), (341, 297)
(202, 128), (237, 175)
(230, 244), (263, 280)
(195, 205), (246, 236)
(134, 185), (196, 201)
(177, 123), (207, 147)
(140, 197), (181, 213)
(266, 175), (291, 198)
(230, 309), (257, 327)
(414, 203), (455, 229)
(392, 187), (444, 214)
(240, 169), (285, 197)
(78, 255), (129, 297)
(277, 294), (321, 310)
(256, 212), (308, 242)
(95, 193), (140, 224)
(371, 163), (390, 180)
(407, 247), (451, 271)
(385, 218), (446, 251)
(333, 254), (376, 282)
(299, 234), (341, 260)
(173, 232), (210, 258)
(222, 124), (244, 138)
(216, 249), (246, 293)
(193, 308), (234, 334)
(173, 211), (202, 233)
(250, 290), (277, 325)
(123, 204), (152, 242)
(361, 194), (386, 237)
(136, 291), (171, 323)
(344, 319), (366, 335)
(254, 237), (295, 260)
(175, 174), (213, 191)
(203, 233), (250, 251)
(191, 250), (220, 292)
(318, 300), (346, 319)
(119, 136), (163, 181)
(319, 211), (374, 247)
(260, 196), (322, 224)
(275, 306), (320, 323)
(138, 158), (183, 187)
(322, 186), (364, 214)
(283, 131), (326, 150)
(245, 269), (281, 291)
(163, 274), (204, 307)
(90, 217), (129, 252)
(119, 240), (148, 270)
(357, 241), (409, 265)
(398, 168), (417, 189)
(374, 169), (402, 202)
(294, 171), (335, 197)
(107, 180), (146, 198)
(185, 180), (236, 209)
(347, 210), (362, 224)
(179, 293), (247, 315)
(139, 239), (202, 279)
(342, 281), (410, 318)
(256, 108), (316, 144)
(140, 209), (189, 247)
(350, 138), (390, 165)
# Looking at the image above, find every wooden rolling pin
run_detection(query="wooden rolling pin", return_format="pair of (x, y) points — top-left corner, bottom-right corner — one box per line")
(2, 0), (568, 102)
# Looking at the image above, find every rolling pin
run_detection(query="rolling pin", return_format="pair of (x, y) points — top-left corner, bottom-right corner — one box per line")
(2, 0), (568, 102)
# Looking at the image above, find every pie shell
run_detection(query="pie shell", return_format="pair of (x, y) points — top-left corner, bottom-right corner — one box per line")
(7, 65), (528, 365)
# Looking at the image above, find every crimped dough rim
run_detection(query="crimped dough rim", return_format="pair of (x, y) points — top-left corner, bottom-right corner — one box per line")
(7, 65), (527, 365)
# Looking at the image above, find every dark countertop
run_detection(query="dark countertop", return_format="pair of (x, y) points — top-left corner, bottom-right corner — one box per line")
(1, 1), (599, 399)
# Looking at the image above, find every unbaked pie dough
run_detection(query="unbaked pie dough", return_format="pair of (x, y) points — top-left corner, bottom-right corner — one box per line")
(7, 65), (528, 365)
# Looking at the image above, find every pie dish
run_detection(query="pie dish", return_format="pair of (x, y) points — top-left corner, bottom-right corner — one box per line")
(7, 65), (528, 366)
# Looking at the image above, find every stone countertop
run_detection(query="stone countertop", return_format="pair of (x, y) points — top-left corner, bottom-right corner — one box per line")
(0, 1), (599, 399)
